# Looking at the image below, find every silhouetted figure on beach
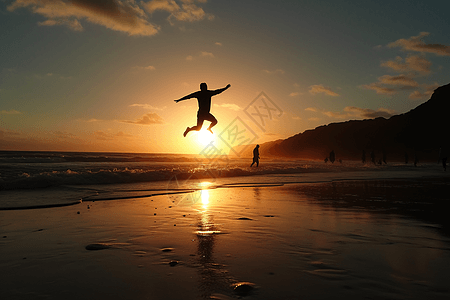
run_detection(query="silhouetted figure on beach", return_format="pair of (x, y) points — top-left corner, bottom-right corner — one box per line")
(404, 152), (409, 164)
(382, 149), (387, 164)
(362, 150), (366, 164)
(250, 145), (260, 167)
(414, 152), (419, 167)
(439, 147), (448, 171)
(329, 150), (335, 164)
(370, 151), (375, 164)
(174, 83), (231, 137)
(324, 157), (329, 163)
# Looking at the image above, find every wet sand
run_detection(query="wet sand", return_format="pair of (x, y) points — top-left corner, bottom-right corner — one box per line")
(1, 178), (450, 299)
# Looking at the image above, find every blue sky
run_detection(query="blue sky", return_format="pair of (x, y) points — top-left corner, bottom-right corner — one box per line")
(1, 0), (449, 153)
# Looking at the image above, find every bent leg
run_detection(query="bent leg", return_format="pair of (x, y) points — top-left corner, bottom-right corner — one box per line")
(206, 114), (218, 133)
(183, 116), (204, 137)
(191, 118), (205, 132)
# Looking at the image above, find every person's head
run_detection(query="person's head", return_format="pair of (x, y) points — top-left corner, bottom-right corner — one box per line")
(200, 82), (207, 91)
(256, 144), (259, 148)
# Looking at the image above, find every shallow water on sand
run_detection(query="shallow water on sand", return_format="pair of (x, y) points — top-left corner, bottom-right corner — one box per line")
(1, 179), (449, 299)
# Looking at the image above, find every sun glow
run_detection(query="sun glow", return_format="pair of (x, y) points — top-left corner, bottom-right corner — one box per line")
(197, 129), (215, 146)
(201, 190), (209, 205)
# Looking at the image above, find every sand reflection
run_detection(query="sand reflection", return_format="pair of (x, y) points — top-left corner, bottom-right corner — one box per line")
(194, 184), (232, 298)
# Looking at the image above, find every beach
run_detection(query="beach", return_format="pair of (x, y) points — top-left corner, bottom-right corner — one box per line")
(1, 160), (450, 299)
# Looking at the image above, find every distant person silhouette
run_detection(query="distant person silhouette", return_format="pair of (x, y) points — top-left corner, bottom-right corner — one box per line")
(251, 144), (260, 167)
(174, 83), (231, 137)
(329, 150), (335, 163)
(370, 151), (376, 164)
(362, 150), (366, 164)
(439, 146), (448, 171)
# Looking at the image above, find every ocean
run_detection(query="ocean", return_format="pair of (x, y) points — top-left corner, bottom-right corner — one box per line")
(0, 150), (444, 210)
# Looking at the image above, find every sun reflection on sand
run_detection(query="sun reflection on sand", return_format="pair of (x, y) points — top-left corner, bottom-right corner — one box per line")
(201, 189), (209, 209)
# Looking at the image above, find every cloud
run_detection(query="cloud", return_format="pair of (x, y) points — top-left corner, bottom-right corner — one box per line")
(1, 109), (22, 115)
(307, 106), (396, 120)
(120, 112), (164, 125)
(186, 51), (214, 60)
(344, 106), (396, 119)
(130, 104), (166, 110)
(133, 65), (156, 70)
(362, 74), (419, 95)
(94, 130), (132, 141)
(381, 55), (431, 75)
(309, 85), (339, 96)
(8, 0), (160, 36)
(289, 92), (301, 97)
(263, 69), (285, 75)
(77, 118), (103, 122)
(215, 42), (222, 46)
(213, 103), (241, 111)
(387, 32), (450, 56)
(200, 51), (214, 58)
(409, 83), (439, 100)
(377, 74), (419, 87)
(362, 83), (397, 95)
(142, 0), (214, 24)
(53, 131), (76, 139)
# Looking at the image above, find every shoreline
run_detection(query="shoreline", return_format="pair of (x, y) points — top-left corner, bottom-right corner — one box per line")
(1, 177), (450, 299)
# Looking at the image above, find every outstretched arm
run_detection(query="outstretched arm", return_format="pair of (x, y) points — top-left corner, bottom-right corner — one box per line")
(174, 91), (198, 103)
(211, 84), (231, 96)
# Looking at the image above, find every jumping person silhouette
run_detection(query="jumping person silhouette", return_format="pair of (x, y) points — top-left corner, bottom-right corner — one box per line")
(174, 83), (231, 137)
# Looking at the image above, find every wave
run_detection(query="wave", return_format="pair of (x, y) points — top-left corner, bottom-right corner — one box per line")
(0, 151), (200, 164)
(0, 163), (331, 191)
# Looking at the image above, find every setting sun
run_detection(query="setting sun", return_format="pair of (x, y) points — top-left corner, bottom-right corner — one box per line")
(196, 129), (215, 146)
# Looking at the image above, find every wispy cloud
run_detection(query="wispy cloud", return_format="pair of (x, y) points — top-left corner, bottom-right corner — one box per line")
(120, 113), (164, 125)
(130, 104), (166, 110)
(133, 65), (156, 71)
(94, 130), (133, 141)
(200, 51), (214, 58)
(1, 109), (22, 115)
(306, 106), (396, 119)
(186, 51), (214, 60)
(52, 131), (76, 139)
(262, 69), (285, 75)
(309, 85), (339, 96)
(213, 103), (241, 111)
(344, 106), (396, 119)
(77, 118), (104, 122)
(362, 74), (418, 95)
(289, 92), (301, 97)
(8, 0), (159, 36)
(215, 42), (222, 46)
(362, 83), (397, 95)
(409, 83), (439, 100)
(381, 55), (431, 75)
(388, 32), (450, 56)
(377, 74), (419, 87)
(143, 0), (214, 24)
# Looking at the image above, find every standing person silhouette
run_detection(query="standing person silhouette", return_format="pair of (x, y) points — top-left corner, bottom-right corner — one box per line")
(251, 144), (260, 167)
(174, 83), (231, 137)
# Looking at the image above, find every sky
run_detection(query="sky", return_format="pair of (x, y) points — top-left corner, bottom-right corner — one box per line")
(1, 0), (450, 154)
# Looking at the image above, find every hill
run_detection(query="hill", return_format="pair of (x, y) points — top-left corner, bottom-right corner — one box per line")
(232, 83), (450, 162)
